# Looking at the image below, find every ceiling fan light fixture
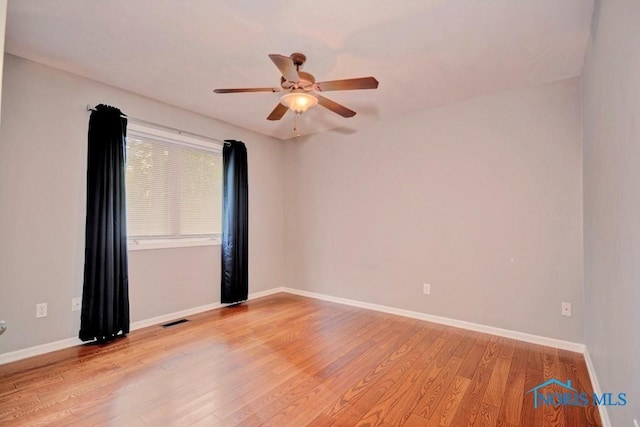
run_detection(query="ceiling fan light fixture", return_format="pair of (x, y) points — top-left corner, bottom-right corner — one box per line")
(280, 92), (317, 114)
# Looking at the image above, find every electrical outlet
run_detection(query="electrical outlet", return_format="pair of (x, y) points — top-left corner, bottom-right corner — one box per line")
(561, 302), (572, 317)
(36, 303), (48, 318)
(72, 297), (82, 312)
(0, 320), (6, 336)
(423, 283), (431, 295)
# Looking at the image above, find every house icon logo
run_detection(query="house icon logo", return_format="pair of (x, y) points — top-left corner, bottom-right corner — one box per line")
(526, 378), (576, 409)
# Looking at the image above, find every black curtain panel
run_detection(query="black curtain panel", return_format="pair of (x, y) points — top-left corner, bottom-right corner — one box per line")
(221, 140), (249, 304)
(79, 104), (130, 342)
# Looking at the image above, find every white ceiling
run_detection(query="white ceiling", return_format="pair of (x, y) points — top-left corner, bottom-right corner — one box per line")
(5, 0), (594, 140)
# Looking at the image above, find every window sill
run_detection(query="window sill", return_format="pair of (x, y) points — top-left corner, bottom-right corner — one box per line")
(127, 237), (221, 251)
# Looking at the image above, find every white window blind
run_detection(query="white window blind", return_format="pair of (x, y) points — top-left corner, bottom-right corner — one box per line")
(125, 124), (222, 241)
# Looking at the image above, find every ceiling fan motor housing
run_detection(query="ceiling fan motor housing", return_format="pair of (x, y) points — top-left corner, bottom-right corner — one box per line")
(281, 71), (315, 90)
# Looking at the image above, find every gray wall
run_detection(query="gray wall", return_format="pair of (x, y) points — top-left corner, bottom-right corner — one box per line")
(0, 55), (285, 354)
(0, 0), (5, 122)
(582, 1), (640, 425)
(284, 78), (584, 342)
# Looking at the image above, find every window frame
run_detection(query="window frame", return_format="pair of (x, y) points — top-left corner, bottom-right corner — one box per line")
(125, 122), (223, 251)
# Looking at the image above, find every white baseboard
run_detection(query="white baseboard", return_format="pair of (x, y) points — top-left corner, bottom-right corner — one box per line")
(129, 302), (223, 331)
(0, 336), (85, 366)
(281, 287), (586, 353)
(129, 287), (285, 330)
(583, 348), (611, 427)
(0, 287), (284, 366)
(244, 287), (286, 300)
(0, 285), (585, 361)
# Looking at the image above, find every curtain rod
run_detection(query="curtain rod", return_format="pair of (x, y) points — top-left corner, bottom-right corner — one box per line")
(87, 105), (228, 145)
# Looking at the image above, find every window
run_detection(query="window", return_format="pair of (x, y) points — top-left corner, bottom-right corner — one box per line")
(125, 123), (223, 250)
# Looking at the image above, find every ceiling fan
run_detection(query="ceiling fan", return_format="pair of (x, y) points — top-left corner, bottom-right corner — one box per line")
(213, 52), (379, 121)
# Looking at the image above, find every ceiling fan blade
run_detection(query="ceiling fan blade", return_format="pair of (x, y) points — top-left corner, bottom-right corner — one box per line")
(315, 77), (379, 91)
(316, 95), (356, 118)
(214, 87), (279, 93)
(267, 103), (289, 121)
(268, 54), (300, 83)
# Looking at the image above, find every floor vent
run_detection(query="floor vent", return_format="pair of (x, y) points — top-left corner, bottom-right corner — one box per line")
(161, 319), (189, 328)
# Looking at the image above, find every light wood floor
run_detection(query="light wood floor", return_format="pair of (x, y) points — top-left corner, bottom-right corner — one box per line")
(0, 293), (601, 426)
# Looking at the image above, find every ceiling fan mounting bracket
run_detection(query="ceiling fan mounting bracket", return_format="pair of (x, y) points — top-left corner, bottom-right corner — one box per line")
(290, 52), (307, 69)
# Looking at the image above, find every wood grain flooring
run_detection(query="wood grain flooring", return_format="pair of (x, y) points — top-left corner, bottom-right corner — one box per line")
(0, 293), (602, 426)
